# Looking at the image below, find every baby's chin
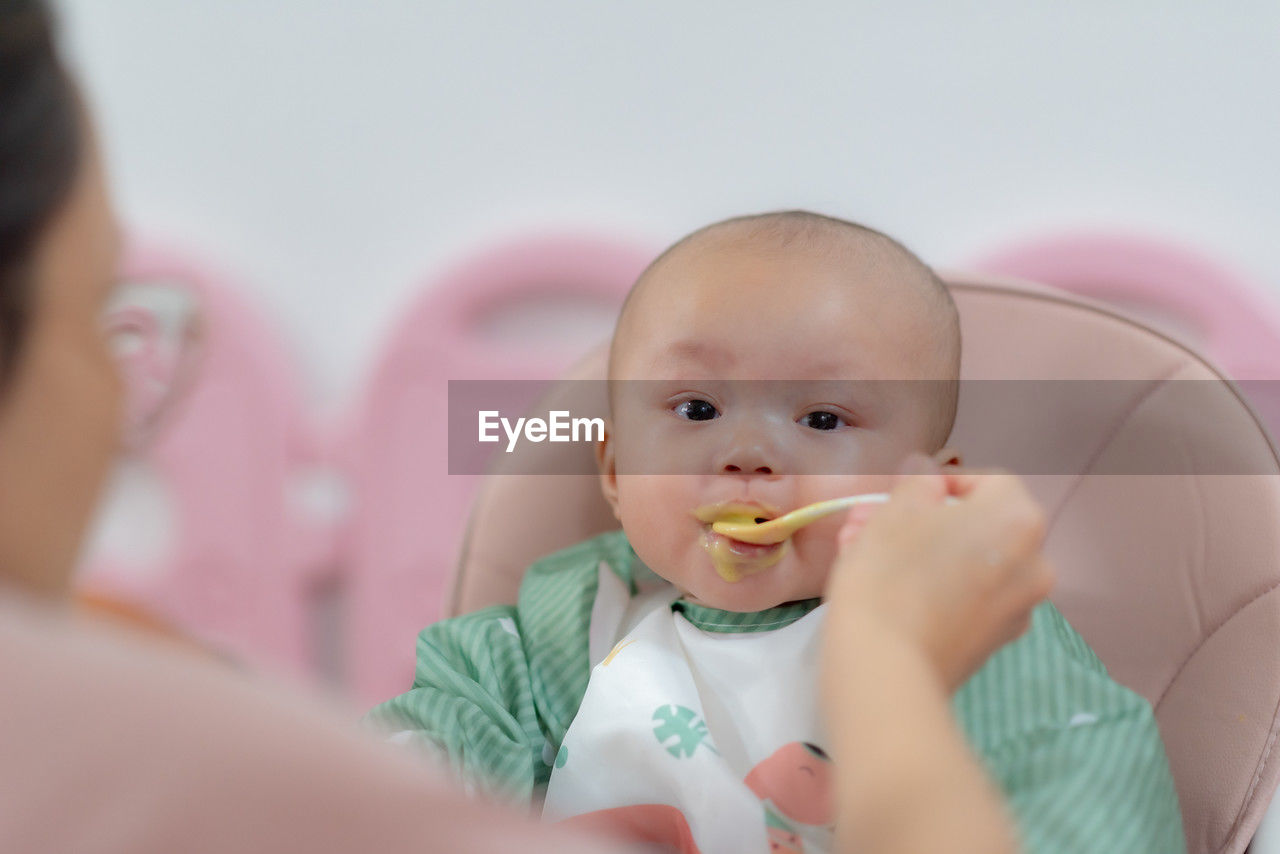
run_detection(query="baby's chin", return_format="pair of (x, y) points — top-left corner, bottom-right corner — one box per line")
(675, 564), (828, 613)
(627, 533), (829, 612)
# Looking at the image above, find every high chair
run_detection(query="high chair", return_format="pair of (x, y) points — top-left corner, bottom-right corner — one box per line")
(448, 276), (1280, 854)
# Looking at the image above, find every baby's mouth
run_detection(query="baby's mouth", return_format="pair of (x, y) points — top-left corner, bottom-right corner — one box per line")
(692, 502), (787, 582)
(712, 533), (777, 555)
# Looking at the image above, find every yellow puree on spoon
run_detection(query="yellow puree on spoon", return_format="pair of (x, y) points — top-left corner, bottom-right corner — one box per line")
(694, 494), (895, 583)
(713, 493), (895, 544)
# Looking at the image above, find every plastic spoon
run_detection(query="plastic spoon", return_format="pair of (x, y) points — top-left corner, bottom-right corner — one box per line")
(712, 493), (964, 545)
(710, 494), (891, 545)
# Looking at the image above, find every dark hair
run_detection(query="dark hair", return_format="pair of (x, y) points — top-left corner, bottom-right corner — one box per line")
(0, 0), (82, 384)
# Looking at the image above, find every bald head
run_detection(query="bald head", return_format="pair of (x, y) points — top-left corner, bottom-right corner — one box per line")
(609, 210), (962, 449)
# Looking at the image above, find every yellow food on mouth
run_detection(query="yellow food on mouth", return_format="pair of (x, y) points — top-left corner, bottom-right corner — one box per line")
(693, 507), (786, 583)
(708, 537), (744, 583)
(707, 511), (757, 528)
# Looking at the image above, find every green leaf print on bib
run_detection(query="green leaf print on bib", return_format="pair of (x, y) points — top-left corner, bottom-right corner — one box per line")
(652, 705), (717, 758)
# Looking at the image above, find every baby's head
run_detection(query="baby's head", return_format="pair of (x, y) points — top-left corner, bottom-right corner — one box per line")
(597, 211), (960, 612)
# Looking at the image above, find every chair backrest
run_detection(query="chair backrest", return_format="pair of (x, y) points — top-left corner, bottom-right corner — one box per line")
(971, 232), (1280, 381)
(451, 276), (1280, 854)
(970, 232), (1280, 436)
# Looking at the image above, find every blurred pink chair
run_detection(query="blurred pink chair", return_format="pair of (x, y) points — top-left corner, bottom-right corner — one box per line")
(450, 277), (1280, 854)
(77, 244), (331, 676)
(334, 234), (653, 704)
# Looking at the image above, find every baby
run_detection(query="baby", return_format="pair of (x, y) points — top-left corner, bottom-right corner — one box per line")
(597, 210), (960, 616)
(370, 211), (1184, 854)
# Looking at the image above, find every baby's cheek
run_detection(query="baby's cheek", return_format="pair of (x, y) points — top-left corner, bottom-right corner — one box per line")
(614, 477), (697, 579)
(616, 476), (686, 531)
(796, 519), (842, 578)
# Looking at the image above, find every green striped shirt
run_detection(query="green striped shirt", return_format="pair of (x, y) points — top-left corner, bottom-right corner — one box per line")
(368, 530), (1185, 852)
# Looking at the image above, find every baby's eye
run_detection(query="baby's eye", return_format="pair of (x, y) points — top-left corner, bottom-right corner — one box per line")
(674, 399), (719, 421)
(801, 410), (844, 431)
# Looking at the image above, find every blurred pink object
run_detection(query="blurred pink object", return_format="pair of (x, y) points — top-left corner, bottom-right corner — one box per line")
(102, 301), (199, 452)
(0, 589), (625, 854)
(78, 244), (331, 675)
(335, 234), (653, 704)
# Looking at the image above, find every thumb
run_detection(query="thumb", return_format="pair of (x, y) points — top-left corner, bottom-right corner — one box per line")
(837, 501), (879, 546)
(891, 453), (947, 507)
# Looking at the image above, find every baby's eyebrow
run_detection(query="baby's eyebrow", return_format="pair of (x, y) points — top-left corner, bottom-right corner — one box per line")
(661, 339), (734, 371)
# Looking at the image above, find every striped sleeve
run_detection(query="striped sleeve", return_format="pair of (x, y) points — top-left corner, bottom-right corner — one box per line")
(955, 602), (1187, 853)
(364, 606), (547, 804)
(364, 531), (635, 805)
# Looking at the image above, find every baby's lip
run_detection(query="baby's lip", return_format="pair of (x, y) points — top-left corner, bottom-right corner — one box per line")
(711, 531), (784, 559)
(692, 501), (780, 525)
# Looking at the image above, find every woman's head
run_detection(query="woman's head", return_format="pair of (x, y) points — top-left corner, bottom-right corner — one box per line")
(0, 0), (81, 381)
(0, 0), (124, 595)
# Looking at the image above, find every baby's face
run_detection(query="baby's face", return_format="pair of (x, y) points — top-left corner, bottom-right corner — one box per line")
(601, 235), (954, 612)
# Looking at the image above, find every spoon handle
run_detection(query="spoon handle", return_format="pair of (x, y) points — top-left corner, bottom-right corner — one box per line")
(779, 492), (892, 527)
(781, 492), (958, 528)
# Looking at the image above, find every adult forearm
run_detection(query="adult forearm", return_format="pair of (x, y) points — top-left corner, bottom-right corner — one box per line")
(824, 614), (1021, 854)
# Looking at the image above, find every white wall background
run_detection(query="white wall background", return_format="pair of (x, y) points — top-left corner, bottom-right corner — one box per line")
(57, 1), (1280, 415)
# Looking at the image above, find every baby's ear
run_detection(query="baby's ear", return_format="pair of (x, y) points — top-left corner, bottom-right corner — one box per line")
(595, 420), (621, 520)
(933, 446), (962, 468)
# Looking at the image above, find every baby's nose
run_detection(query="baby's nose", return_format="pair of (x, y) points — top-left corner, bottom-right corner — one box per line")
(716, 439), (778, 476)
(722, 459), (774, 475)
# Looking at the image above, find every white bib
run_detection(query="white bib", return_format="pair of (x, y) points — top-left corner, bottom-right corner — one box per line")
(543, 599), (836, 854)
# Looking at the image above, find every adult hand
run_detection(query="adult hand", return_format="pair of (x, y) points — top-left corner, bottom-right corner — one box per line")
(823, 454), (1055, 694)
